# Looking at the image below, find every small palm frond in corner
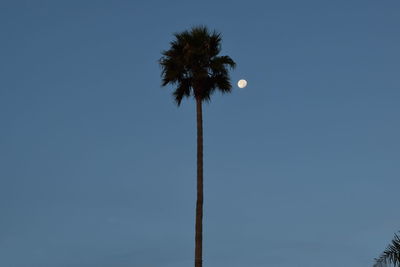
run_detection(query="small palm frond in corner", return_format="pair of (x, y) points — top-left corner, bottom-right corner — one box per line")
(374, 232), (400, 267)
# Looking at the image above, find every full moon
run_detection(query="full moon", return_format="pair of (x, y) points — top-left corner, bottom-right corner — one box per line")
(237, 79), (247, 88)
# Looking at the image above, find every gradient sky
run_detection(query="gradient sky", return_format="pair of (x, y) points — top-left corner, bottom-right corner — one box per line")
(1, 1), (399, 266)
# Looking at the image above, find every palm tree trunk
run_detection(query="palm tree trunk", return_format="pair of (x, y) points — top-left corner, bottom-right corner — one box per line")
(195, 98), (203, 267)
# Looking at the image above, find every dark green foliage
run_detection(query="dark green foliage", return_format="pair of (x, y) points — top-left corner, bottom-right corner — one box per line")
(159, 26), (236, 105)
(374, 233), (400, 267)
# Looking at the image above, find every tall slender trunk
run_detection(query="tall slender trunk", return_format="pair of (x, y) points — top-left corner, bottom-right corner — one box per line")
(194, 98), (203, 267)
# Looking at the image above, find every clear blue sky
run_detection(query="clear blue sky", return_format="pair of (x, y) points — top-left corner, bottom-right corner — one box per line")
(1, 1), (399, 266)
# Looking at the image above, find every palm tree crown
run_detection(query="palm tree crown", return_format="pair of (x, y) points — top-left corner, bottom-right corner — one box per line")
(159, 26), (236, 104)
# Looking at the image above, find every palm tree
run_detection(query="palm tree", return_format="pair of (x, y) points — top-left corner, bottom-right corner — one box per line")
(159, 26), (236, 267)
(374, 232), (400, 267)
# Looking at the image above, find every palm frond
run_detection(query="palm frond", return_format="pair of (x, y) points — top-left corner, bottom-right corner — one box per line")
(210, 55), (236, 72)
(208, 31), (222, 57)
(173, 78), (192, 106)
(374, 233), (400, 267)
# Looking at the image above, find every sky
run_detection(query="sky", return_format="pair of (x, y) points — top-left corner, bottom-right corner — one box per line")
(1, 0), (399, 266)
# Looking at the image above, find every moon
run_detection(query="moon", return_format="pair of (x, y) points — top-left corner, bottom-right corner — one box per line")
(237, 79), (247, 88)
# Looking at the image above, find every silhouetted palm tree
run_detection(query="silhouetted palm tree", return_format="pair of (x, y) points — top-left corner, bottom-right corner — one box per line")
(374, 232), (400, 267)
(159, 26), (235, 267)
